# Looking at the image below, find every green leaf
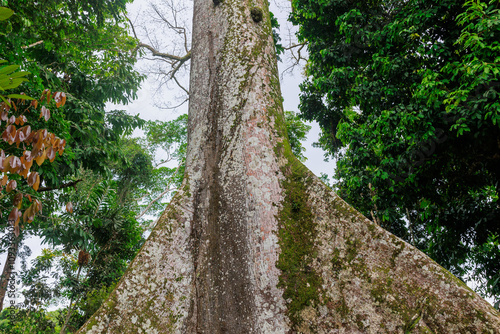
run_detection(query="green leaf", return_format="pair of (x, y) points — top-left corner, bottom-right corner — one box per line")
(7, 93), (34, 100)
(0, 64), (20, 75)
(0, 76), (28, 90)
(0, 7), (13, 21)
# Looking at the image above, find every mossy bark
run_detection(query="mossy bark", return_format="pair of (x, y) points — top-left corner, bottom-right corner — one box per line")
(77, 0), (500, 333)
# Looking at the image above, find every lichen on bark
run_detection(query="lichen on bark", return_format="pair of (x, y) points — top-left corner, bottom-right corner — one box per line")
(76, 0), (500, 333)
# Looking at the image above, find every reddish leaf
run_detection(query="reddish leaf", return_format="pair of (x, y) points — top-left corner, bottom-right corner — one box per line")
(54, 92), (64, 108)
(33, 199), (42, 213)
(32, 134), (44, 156)
(46, 146), (56, 162)
(35, 148), (47, 166)
(8, 115), (15, 124)
(6, 180), (17, 192)
(60, 92), (66, 107)
(42, 89), (51, 103)
(15, 115), (27, 126)
(1, 174), (8, 186)
(3, 156), (13, 172)
(58, 139), (66, 155)
(18, 161), (29, 178)
(33, 173), (40, 191)
(22, 209), (33, 223)
(14, 131), (22, 147)
(28, 171), (38, 187)
(1, 110), (8, 121)
(17, 125), (31, 144)
(16, 129), (26, 143)
(13, 193), (23, 209)
(9, 156), (22, 173)
(23, 150), (32, 161)
(2, 124), (16, 144)
(8, 207), (21, 225)
(66, 201), (73, 214)
(23, 200), (40, 223)
(39, 106), (50, 121)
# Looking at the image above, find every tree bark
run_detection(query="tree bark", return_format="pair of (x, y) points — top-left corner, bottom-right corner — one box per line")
(77, 0), (500, 333)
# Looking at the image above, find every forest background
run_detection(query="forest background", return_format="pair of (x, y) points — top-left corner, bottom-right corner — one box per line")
(0, 0), (498, 332)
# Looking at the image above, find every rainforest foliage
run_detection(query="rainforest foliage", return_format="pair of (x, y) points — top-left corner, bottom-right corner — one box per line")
(291, 0), (500, 307)
(0, 1), (147, 332)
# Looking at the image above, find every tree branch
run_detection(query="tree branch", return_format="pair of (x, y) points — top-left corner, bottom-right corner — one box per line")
(135, 186), (175, 219)
(138, 42), (191, 63)
(37, 180), (83, 192)
(21, 40), (44, 49)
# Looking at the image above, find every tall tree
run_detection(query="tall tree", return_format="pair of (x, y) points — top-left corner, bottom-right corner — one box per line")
(290, 0), (500, 305)
(77, 0), (500, 333)
(0, 0), (143, 316)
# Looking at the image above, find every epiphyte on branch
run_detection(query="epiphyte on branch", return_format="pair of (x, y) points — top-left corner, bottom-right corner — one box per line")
(250, 7), (263, 23)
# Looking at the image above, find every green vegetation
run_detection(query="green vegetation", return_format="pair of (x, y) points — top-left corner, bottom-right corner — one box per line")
(291, 0), (500, 307)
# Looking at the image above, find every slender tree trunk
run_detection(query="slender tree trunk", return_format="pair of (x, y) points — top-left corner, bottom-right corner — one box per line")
(0, 234), (19, 311)
(60, 265), (83, 334)
(77, 1), (500, 333)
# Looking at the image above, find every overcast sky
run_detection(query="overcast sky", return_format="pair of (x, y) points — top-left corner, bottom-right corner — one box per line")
(119, 0), (336, 179)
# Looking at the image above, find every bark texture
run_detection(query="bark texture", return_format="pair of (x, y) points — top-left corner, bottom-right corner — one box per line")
(77, 0), (500, 333)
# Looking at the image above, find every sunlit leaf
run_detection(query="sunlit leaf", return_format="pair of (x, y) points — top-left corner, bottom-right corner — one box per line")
(66, 201), (73, 214)
(7, 93), (34, 100)
(33, 173), (40, 191)
(35, 148), (47, 165)
(0, 7), (14, 21)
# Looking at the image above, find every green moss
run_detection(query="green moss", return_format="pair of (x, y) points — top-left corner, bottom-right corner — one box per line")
(182, 176), (191, 198)
(370, 275), (444, 333)
(85, 318), (98, 331)
(390, 237), (405, 267)
(345, 238), (361, 262)
(403, 313), (421, 333)
(355, 314), (366, 329)
(106, 299), (116, 309)
(275, 158), (324, 331)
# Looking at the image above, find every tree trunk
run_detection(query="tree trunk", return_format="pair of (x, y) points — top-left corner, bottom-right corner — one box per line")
(0, 234), (19, 311)
(77, 1), (500, 333)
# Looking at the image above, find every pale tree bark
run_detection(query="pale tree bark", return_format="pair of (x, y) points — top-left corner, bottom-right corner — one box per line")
(77, 0), (500, 333)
